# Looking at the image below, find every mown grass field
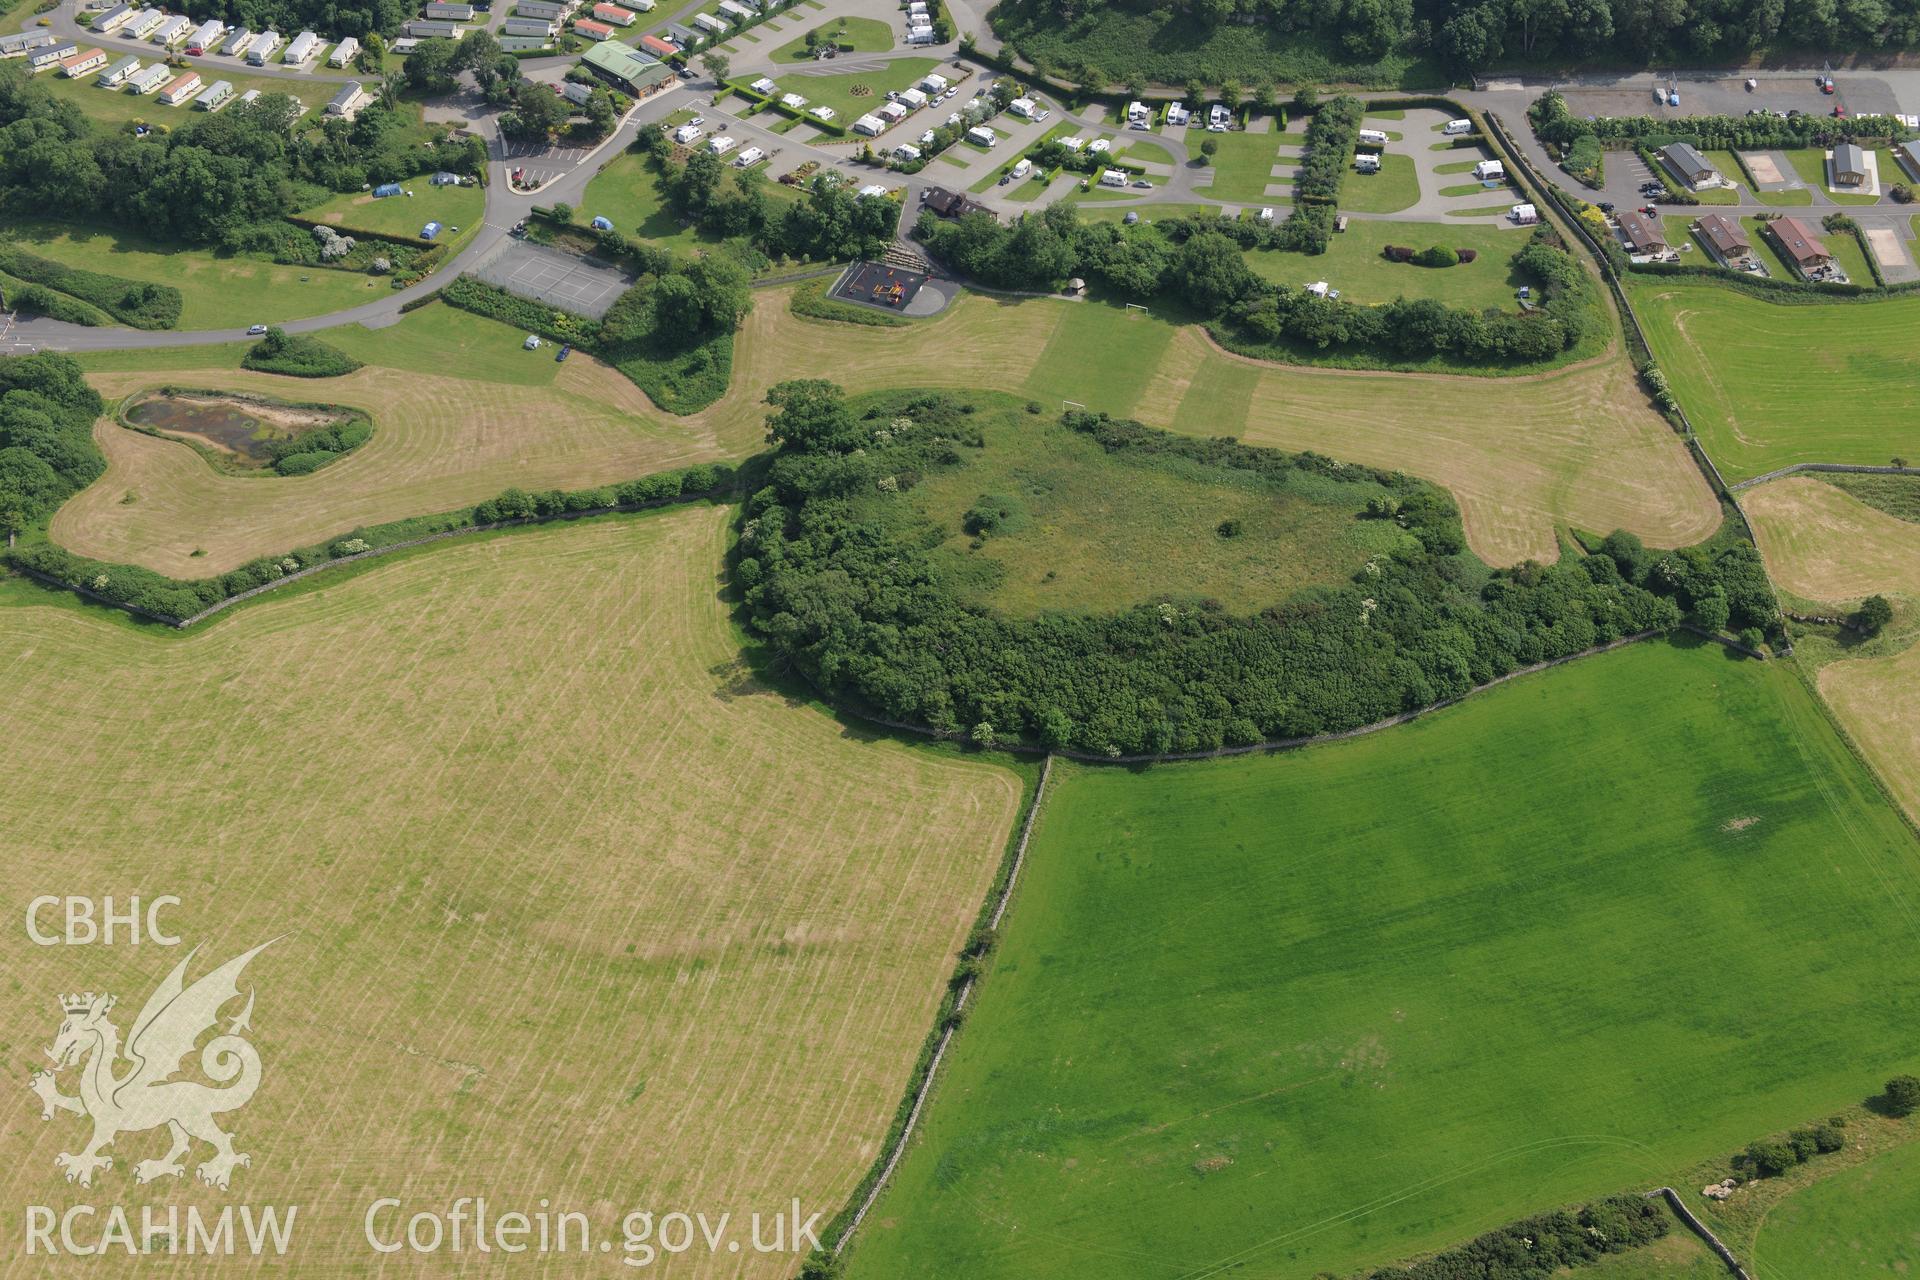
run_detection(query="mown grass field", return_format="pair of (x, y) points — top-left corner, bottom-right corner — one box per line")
(34, 68), (326, 129)
(1244, 220), (1532, 309)
(770, 56), (937, 124)
(1200, 130), (1299, 203)
(1339, 151), (1420, 213)
(846, 638), (1920, 1280)
(770, 14), (892, 60)
(1627, 278), (1920, 480)
(54, 288), (1716, 574)
(581, 152), (806, 260)
(903, 395), (1415, 616)
(1750, 1140), (1920, 1277)
(298, 175), (485, 240)
(5, 221), (384, 326)
(0, 505), (1021, 1277)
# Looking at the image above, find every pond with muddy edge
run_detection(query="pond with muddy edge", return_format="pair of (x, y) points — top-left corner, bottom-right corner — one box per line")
(124, 392), (356, 468)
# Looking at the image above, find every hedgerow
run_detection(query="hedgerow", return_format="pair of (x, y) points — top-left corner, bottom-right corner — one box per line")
(0, 245), (182, 329)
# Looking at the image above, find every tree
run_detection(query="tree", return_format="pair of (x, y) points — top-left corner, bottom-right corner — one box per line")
(701, 51), (731, 82)
(1886, 1075), (1920, 1116)
(552, 201), (573, 222)
(765, 379), (860, 452)
(403, 38), (460, 95)
(1691, 587), (1730, 633)
(1200, 136), (1219, 160)
(1744, 1138), (1799, 1176)
(1219, 79), (1243, 110)
(1855, 594), (1893, 635)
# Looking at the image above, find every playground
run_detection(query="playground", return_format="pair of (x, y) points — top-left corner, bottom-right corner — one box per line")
(830, 261), (955, 316)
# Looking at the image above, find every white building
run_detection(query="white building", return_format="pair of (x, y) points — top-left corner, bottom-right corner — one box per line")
(876, 100), (906, 123)
(185, 20), (224, 52)
(329, 36), (359, 65)
(920, 72), (947, 93)
(1086, 138), (1109, 154)
(749, 75), (775, 94)
(692, 11), (727, 31)
(779, 92), (806, 109)
(502, 17), (555, 36)
(673, 123), (703, 144)
(898, 86), (928, 109)
(327, 80), (365, 115)
(124, 9), (165, 38)
(245, 31), (282, 65)
(809, 104), (835, 122)
(99, 53), (140, 85)
(125, 62), (170, 92)
(893, 142), (920, 160)
(905, 24), (934, 42)
(717, 0), (753, 20)
(237, 87), (260, 104)
(1059, 135), (1082, 151)
(92, 4), (134, 32)
(283, 30), (320, 63)
(219, 26), (253, 53)
(852, 113), (884, 136)
(858, 183), (889, 198)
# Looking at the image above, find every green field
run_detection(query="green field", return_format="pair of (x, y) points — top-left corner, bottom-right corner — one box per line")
(1245, 220), (1531, 308)
(1118, 138), (1175, 167)
(1340, 151), (1419, 213)
(770, 56), (937, 125)
(1200, 130), (1296, 203)
(899, 395), (1414, 615)
(846, 639), (1920, 1280)
(2, 222), (385, 326)
(1751, 1139), (1920, 1277)
(1018, 301), (1173, 415)
(581, 151), (804, 260)
(298, 175), (485, 241)
(1627, 276), (1920, 479)
(1784, 148), (1884, 205)
(36, 68), (323, 129)
(769, 14), (893, 61)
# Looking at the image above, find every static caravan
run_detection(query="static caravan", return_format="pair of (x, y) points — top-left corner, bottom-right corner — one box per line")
(150, 15), (192, 46)
(691, 12), (728, 33)
(237, 87), (260, 104)
(717, 0), (753, 21)
(92, 4), (134, 33)
(0, 29), (56, 57)
(125, 62), (170, 92)
(503, 17), (555, 36)
(571, 18), (612, 38)
(185, 20), (224, 54)
(60, 48), (109, 77)
(158, 72), (202, 104)
(99, 53), (140, 84)
(423, 2), (475, 16)
(195, 78), (234, 109)
(245, 31), (283, 64)
(329, 35), (358, 65)
(517, 0), (567, 15)
(219, 26), (253, 54)
(638, 33), (674, 55)
(124, 9), (165, 38)
(627, 0), (655, 8)
(28, 43), (78, 72)
(283, 30), (319, 63)
(560, 79), (593, 105)
(496, 33), (548, 48)
(326, 80), (364, 115)
(404, 20), (460, 36)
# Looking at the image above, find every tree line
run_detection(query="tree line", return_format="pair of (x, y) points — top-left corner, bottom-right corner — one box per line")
(728, 380), (1777, 757)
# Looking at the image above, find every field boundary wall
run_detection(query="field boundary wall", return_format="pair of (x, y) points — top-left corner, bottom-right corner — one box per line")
(1645, 1186), (1752, 1280)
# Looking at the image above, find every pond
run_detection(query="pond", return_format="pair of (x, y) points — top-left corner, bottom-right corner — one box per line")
(124, 392), (355, 467)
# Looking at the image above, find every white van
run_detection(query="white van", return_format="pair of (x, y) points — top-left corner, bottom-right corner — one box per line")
(1357, 128), (1388, 146)
(1443, 118), (1472, 135)
(1099, 168), (1126, 187)
(1010, 158), (1032, 180)
(1473, 158), (1505, 181)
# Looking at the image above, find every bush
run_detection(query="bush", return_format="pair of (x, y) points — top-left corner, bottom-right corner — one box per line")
(1886, 1074), (1920, 1116)
(1745, 1138), (1801, 1177)
(1415, 245), (1459, 268)
(0, 279), (110, 326)
(1855, 594), (1894, 635)
(0, 246), (183, 329)
(241, 330), (364, 378)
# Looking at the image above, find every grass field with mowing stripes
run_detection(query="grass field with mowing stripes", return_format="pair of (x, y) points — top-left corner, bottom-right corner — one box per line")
(845, 638), (1920, 1280)
(0, 504), (1021, 1277)
(1627, 278), (1920, 481)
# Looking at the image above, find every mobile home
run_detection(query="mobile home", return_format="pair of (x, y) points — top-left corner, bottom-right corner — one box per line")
(717, 0), (753, 21)
(423, 2), (475, 16)
(150, 15), (191, 46)
(157, 72), (202, 104)
(283, 30), (320, 63)
(404, 20), (460, 36)
(327, 80), (364, 115)
(245, 31), (283, 64)
(124, 9), (165, 38)
(503, 17), (556, 36)
(59, 48), (108, 77)
(0, 29), (56, 56)
(691, 12), (728, 33)
(219, 26), (253, 54)
(592, 3), (637, 22)
(185, 20), (224, 53)
(195, 78), (234, 109)
(91, 4), (134, 33)
(28, 43), (78, 72)
(571, 17), (612, 38)
(99, 53), (140, 85)
(125, 62), (170, 92)
(329, 36), (359, 65)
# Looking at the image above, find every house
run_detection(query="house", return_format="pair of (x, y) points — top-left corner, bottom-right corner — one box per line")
(404, 19), (460, 36)
(326, 80), (365, 115)
(423, 2), (475, 17)
(893, 142), (920, 160)
(99, 54), (140, 85)
(283, 30), (320, 63)
(245, 31), (283, 64)
(735, 145), (765, 165)
(1659, 141), (1718, 190)
(922, 186), (992, 219)
(638, 33), (675, 56)
(1767, 216), (1835, 279)
(1099, 167), (1126, 186)
(749, 75), (775, 94)
(876, 100), (907, 123)
(707, 134), (737, 155)
(1832, 142), (1868, 187)
(852, 113), (885, 136)
(778, 91), (806, 109)
(920, 72), (947, 93)
(966, 124), (995, 146)
(1616, 209), (1666, 256)
(60, 48), (108, 76)
(1897, 139), (1920, 182)
(560, 79), (593, 105)
(151, 15), (191, 46)
(1510, 202), (1538, 225)
(809, 105), (835, 122)
(1354, 152), (1380, 173)
(571, 18), (612, 38)
(92, 4), (134, 32)
(157, 71), (201, 104)
(124, 62), (170, 92)
(578, 39), (672, 92)
(185, 20), (223, 53)
(125, 9), (165, 38)
(692, 12), (728, 33)
(1693, 212), (1752, 267)
(329, 36), (359, 65)
(28, 43), (78, 72)
(1208, 103), (1231, 129)
(194, 78), (233, 109)
(219, 27), (252, 54)
(1007, 96), (1046, 121)
(1473, 158), (1504, 181)
(504, 17), (557, 36)
(1, 30), (59, 59)
(717, 0), (754, 21)
(1166, 102), (1190, 126)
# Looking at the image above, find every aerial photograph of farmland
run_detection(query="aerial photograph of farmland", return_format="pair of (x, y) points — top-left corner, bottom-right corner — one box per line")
(2, 0), (1920, 1272)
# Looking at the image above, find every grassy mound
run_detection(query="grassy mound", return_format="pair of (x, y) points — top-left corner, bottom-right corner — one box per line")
(242, 330), (365, 378)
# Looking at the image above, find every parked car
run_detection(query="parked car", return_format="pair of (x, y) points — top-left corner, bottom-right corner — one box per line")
(1131, 179), (1152, 188)
(1597, 201), (1614, 212)
(247, 323), (268, 335)
(555, 344), (571, 362)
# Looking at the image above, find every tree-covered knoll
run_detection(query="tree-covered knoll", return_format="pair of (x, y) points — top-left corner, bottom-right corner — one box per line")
(0, 353), (106, 544)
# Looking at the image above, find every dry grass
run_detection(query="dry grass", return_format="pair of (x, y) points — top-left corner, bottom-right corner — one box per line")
(0, 506), (1021, 1277)
(55, 290), (1717, 574)
(1745, 476), (1920, 607)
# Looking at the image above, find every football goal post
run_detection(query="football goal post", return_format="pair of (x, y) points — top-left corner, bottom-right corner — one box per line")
(1062, 400), (1086, 412)
(1125, 302), (1149, 314)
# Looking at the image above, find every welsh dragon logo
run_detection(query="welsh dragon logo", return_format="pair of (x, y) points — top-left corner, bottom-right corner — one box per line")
(29, 941), (275, 1191)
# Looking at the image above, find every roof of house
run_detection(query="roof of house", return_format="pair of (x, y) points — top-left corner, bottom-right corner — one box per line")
(1834, 142), (1867, 174)
(1617, 209), (1665, 252)
(1694, 212), (1749, 256)
(329, 81), (363, 106)
(923, 186), (991, 218)
(1661, 141), (1714, 183)
(1768, 216), (1831, 265)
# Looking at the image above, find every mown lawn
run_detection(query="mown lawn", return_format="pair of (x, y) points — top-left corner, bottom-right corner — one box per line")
(1201, 129), (1296, 203)
(1245, 220), (1532, 309)
(580, 151), (804, 261)
(298, 176), (485, 241)
(769, 14), (892, 61)
(3, 222), (384, 327)
(36, 68), (324, 130)
(1784, 147), (1884, 205)
(846, 637), (1920, 1280)
(770, 56), (937, 124)
(906, 394), (1412, 616)
(1340, 150), (1419, 213)
(1624, 275), (1920, 479)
